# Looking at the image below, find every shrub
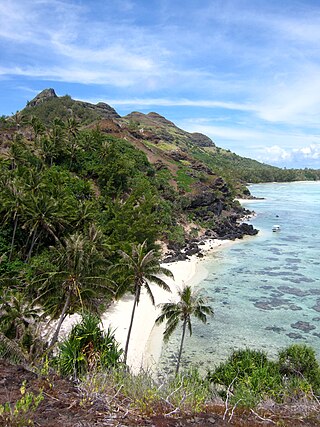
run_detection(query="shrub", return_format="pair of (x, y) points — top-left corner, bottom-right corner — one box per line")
(207, 348), (282, 406)
(278, 344), (320, 393)
(57, 313), (122, 377)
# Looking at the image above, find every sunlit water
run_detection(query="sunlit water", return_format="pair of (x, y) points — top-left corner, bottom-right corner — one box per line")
(159, 181), (320, 372)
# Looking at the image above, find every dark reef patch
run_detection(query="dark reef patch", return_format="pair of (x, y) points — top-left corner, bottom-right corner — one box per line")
(265, 325), (285, 334)
(291, 321), (316, 333)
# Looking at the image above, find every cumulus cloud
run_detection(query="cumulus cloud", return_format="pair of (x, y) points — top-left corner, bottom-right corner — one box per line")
(258, 143), (320, 167)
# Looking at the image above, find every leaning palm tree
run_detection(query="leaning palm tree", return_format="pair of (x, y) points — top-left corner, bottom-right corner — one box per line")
(117, 241), (173, 365)
(156, 285), (213, 374)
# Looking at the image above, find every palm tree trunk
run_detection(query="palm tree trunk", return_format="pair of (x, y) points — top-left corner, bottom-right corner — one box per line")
(9, 215), (18, 261)
(49, 290), (71, 348)
(27, 228), (38, 261)
(123, 288), (139, 365)
(176, 319), (187, 375)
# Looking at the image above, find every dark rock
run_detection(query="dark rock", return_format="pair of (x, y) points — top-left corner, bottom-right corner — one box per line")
(189, 132), (215, 147)
(238, 223), (259, 236)
(162, 252), (188, 263)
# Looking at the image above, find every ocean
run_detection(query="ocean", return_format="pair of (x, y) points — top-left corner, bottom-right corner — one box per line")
(159, 181), (320, 372)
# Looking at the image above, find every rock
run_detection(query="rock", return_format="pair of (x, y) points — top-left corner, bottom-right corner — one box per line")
(184, 243), (200, 256)
(189, 132), (215, 147)
(238, 223), (259, 236)
(27, 88), (57, 107)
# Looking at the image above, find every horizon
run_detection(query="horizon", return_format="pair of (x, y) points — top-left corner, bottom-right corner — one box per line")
(1, 0), (320, 168)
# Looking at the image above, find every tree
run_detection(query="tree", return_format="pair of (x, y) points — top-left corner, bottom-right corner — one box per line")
(117, 241), (173, 365)
(35, 226), (113, 347)
(0, 290), (43, 362)
(0, 174), (26, 261)
(156, 285), (213, 374)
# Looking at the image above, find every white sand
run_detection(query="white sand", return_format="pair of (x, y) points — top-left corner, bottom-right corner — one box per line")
(101, 239), (231, 373)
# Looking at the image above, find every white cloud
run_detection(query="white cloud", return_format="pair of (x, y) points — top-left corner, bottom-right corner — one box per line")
(259, 145), (292, 163)
(257, 143), (320, 167)
(105, 97), (256, 112)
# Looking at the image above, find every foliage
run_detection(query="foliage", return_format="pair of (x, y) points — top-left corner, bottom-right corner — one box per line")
(278, 344), (320, 393)
(0, 291), (44, 363)
(57, 313), (122, 377)
(0, 381), (43, 427)
(207, 345), (320, 407)
(33, 227), (113, 346)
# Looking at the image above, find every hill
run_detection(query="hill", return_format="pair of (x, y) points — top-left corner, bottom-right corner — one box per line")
(12, 88), (320, 187)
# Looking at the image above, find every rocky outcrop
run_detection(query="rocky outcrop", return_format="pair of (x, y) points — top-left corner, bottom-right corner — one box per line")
(78, 101), (120, 120)
(162, 221), (258, 263)
(189, 132), (215, 147)
(27, 88), (57, 107)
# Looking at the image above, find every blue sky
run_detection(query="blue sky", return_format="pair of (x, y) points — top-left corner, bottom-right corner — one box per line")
(1, 0), (320, 168)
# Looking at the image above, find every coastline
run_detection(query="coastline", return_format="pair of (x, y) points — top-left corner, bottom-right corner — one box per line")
(101, 238), (232, 373)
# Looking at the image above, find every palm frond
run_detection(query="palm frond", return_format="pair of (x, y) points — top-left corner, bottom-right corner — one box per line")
(0, 332), (28, 364)
(163, 317), (179, 342)
(144, 283), (155, 306)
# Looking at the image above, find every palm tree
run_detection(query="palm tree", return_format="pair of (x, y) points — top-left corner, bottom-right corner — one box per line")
(0, 290), (43, 363)
(156, 285), (213, 374)
(35, 227), (113, 347)
(117, 241), (173, 365)
(0, 174), (26, 261)
(23, 191), (74, 260)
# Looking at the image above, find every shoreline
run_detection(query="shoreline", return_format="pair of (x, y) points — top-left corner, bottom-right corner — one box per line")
(101, 238), (232, 373)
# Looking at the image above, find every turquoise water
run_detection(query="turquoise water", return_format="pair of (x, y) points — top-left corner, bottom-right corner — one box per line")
(159, 181), (320, 372)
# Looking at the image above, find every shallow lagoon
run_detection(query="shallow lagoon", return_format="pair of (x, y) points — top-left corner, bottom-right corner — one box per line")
(159, 181), (320, 372)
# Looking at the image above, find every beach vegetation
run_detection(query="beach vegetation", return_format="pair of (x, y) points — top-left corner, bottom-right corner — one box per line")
(156, 284), (213, 374)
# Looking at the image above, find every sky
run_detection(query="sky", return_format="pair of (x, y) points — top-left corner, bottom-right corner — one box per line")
(1, 0), (320, 168)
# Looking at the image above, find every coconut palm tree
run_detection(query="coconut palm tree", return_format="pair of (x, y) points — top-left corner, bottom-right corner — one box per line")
(35, 226), (113, 347)
(117, 241), (173, 365)
(156, 285), (213, 374)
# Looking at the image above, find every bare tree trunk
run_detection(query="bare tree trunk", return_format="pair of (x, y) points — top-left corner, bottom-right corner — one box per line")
(176, 319), (187, 375)
(123, 287), (139, 365)
(49, 290), (71, 348)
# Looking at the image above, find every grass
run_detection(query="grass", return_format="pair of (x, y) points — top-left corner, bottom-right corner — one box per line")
(79, 367), (214, 416)
(176, 168), (196, 192)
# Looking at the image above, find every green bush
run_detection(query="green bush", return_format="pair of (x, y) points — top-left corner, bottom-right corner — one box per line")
(57, 313), (122, 377)
(207, 346), (320, 407)
(278, 344), (320, 393)
(207, 348), (282, 406)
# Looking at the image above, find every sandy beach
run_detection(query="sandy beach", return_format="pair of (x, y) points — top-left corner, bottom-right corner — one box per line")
(101, 239), (231, 373)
